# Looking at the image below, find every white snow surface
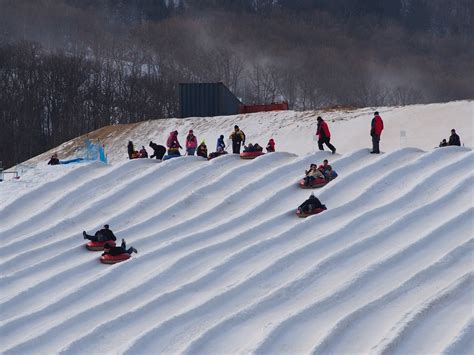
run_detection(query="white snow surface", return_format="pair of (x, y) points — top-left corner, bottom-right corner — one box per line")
(0, 100), (473, 354)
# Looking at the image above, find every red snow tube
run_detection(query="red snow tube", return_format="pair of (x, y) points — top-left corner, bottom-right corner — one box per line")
(296, 207), (326, 218)
(240, 151), (265, 160)
(85, 240), (116, 251)
(100, 253), (131, 264)
(298, 178), (328, 189)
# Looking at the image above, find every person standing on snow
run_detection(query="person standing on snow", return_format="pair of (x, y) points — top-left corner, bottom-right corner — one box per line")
(127, 141), (135, 160)
(370, 111), (384, 154)
(166, 130), (182, 156)
(186, 130), (198, 155)
(216, 135), (226, 152)
(448, 129), (461, 146)
(229, 125), (246, 154)
(316, 117), (336, 154)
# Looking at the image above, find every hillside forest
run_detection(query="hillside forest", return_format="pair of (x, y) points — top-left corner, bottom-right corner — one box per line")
(1, 0), (473, 168)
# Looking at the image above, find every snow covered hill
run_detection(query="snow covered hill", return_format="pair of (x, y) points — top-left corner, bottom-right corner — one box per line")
(0, 101), (473, 354)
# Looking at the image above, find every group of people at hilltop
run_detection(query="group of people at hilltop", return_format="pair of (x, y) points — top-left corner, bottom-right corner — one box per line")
(127, 125), (276, 161)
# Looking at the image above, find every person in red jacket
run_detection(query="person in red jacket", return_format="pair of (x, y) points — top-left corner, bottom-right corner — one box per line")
(370, 111), (384, 154)
(166, 130), (182, 156)
(266, 138), (275, 152)
(186, 129), (198, 155)
(316, 117), (336, 154)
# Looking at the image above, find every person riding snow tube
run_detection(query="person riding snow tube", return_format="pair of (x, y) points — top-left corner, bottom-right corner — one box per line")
(100, 240), (137, 264)
(240, 143), (265, 159)
(296, 194), (327, 218)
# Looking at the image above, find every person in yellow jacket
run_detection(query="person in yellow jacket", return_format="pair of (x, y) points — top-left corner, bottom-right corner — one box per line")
(229, 125), (246, 154)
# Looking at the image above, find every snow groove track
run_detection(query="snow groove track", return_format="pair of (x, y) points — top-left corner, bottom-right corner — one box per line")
(1, 147), (473, 354)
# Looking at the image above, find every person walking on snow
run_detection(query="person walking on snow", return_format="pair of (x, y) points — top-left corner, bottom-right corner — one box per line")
(229, 125), (246, 154)
(448, 129), (461, 146)
(186, 130), (198, 155)
(370, 111), (384, 154)
(127, 141), (135, 160)
(316, 117), (336, 154)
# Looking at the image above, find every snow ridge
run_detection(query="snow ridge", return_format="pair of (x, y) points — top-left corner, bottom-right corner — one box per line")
(0, 146), (473, 354)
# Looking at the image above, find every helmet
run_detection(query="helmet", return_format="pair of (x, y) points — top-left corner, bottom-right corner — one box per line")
(374, 111), (379, 115)
(234, 125), (239, 129)
(104, 224), (109, 229)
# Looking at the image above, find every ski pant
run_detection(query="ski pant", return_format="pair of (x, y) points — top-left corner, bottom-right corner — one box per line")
(84, 232), (98, 242)
(304, 176), (315, 186)
(232, 141), (242, 154)
(318, 138), (336, 152)
(187, 148), (196, 156)
(372, 134), (381, 153)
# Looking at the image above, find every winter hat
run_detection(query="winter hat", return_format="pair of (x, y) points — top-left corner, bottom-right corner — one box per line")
(374, 111), (379, 115)
(317, 116), (322, 121)
(104, 224), (109, 229)
(220, 135), (224, 139)
(189, 129), (193, 134)
(234, 125), (239, 129)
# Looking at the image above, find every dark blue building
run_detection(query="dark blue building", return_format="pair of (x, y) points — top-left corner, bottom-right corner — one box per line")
(179, 82), (242, 118)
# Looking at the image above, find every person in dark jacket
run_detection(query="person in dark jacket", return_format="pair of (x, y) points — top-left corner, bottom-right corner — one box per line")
(370, 111), (384, 154)
(149, 141), (166, 160)
(439, 139), (448, 147)
(316, 117), (336, 154)
(47, 153), (60, 165)
(448, 129), (461, 146)
(127, 141), (135, 160)
(83, 224), (117, 242)
(216, 135), (226, 152)
(103, 239), (137, 256)
(196, 141), (208, 159)
(229, 125), (246, 154)
(298, 194), (326, 213)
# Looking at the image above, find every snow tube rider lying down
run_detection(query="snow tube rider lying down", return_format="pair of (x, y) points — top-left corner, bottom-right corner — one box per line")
(297, 194), (327, 217)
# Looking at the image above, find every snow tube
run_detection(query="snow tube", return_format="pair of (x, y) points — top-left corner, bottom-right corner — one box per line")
(296, 206), (326, 218)
(100, 253), (131, 264)
(85, 240), (116, 251)
(240, 151), (265, 160)
(208, 151), (228, 160)
(298, 178), (328, 189)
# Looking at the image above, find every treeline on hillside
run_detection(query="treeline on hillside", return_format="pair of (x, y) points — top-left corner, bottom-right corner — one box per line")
(1, 0), (473, 168)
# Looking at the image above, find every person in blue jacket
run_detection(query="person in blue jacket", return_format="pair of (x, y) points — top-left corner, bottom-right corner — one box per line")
(216, 135), (226, 151)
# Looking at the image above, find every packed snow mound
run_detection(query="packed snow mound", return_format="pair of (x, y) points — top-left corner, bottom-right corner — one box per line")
(19, 100), (473, 167)
(0, 146), (473, 354)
